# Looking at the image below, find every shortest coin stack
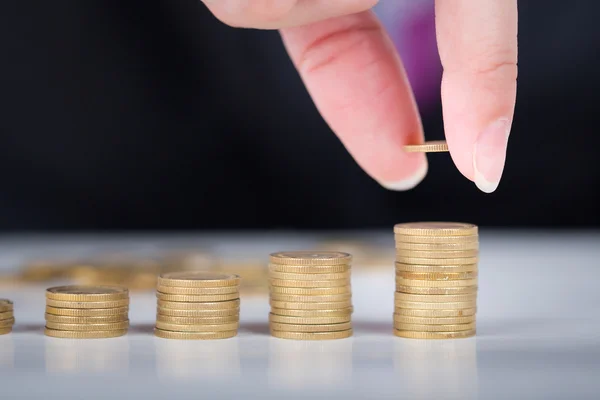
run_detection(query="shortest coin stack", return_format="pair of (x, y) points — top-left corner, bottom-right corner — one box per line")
(154, 271), (240, 340)
(0, 299), (15, 335)
(268, 251), (353, 340)
(44, 286), (130, 339)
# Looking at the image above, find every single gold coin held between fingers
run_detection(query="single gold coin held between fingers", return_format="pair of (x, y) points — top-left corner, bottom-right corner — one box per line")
(45, 306), (129, 316)
(395, 300), (477, 310)
(0, 318), (15, 328)
(155, 292), (239, 302)
(395, 308), (477, 318)
(394, 292), (477, 303)
(0, 311), (14, 320)
(156, 285), (239, 295)
(269, 313), (351, 325)
(268, 278), (350, 288)
(269, 293), (352, 303)
(394, 321), (476, 332)
(396, 271), (478, 280)
(396, 285), (478, 295)
(403, 140), (449, 153)
(269, 251), (352, 266)
(395, 250), (479, 259)
(157, 307), (240, 317)
(395, 242), (479, 251)
(395, 263), (478, 273)
(44, 314), (128, 324)
(394, 315), (476, 325)
(270, 307), (353, 317)
(0, 327), (12, 335)
(155, 321), (239, 332)
(268, 264), (351, 274)
(394, 234), (478, 244)
(157, 299), (240, 310)
(269, 322), (353, 332)
(154, 329), (237, 340)
(45, 321), (130, 331)
(0, 299), (14, 312)
(394, 222), (478, 236)
(158, 272), (240, 288)
(268, 271), (351, 281)
(46, 285), (129, 302)
(270, 329), (353, 340)
(396, 278), (478, 287)
(393, 329), (476, 339)
(46, 299), (130, 309)
(44, 328), (128, 339)
(396, 257), (479, 266)
(156, 315), (238, 324)
(269, 286), (351, 296)
(269, 300), (353, 310)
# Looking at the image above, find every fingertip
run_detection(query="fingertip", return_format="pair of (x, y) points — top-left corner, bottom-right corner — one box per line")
(378, 156), (428, 191)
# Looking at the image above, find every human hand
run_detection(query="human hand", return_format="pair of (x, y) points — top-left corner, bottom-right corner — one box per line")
(201, 0), (518, 193)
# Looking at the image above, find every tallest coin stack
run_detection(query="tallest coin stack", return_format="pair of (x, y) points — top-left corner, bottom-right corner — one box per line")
(393, 222), (479, 339)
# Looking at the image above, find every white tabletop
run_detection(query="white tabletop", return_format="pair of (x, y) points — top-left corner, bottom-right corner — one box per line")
(0, 231), (598, 399)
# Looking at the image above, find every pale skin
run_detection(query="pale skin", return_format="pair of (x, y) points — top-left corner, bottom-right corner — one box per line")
(201, 0), (518, 193)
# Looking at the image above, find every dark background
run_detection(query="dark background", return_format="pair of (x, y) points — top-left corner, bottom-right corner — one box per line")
(0, 0), (598, 231)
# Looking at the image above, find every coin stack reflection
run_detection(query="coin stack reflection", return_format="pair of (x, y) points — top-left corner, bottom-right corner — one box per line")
(154, 272), (240, 340)
(44, 286), (130, 339)
(269, 251), (353, 340)
(394, 223), (478, 339)
(0, 299), (15, 335)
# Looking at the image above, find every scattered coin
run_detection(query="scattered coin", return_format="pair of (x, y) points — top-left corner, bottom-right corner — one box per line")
(403, 140), (449, 153)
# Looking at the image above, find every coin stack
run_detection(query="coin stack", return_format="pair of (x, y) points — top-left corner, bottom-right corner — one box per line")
(268, 251), (353, 340)
(44, 286), (130, 339)
(154, 272), (240, 340)
(0, 299), (15, 335)
(394, 222), (479, 339)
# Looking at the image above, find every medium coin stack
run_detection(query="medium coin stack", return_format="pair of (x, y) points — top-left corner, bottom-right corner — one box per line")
(154, 271), (240, 340)
(394, 222), (479, 339)
(269, 251), (353, 340)
(44, 286), (130, 339)
(0, 299), (15, 335)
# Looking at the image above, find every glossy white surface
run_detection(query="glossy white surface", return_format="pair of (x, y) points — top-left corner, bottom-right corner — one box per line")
(0, 231), (599, 399)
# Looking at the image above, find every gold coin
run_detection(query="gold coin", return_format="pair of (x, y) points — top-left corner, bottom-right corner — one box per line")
(268, 270), (350, 281)
(396, 257), (479, 266)
(44, 328), (128, 339)
(394, 322), (476, 332)
(395, 241), (479, 251)
(154, 328), (237, 340)
(268, 264), (351, 274)
(269, 251), (352, 266)
(396, 271), (478, 280)
(45, 306), (129, 316)
(403, 140), (449, 153)
(156, 315), (238, 324)
(396, 285), (477, 295)
(269, 322), (352, 332)
(269, 286), (351, 296)
(157, 307), (239, 317)
(155, 292), (239, 302)
(393, 329), (476, 339)
(394, 234), (478, 244)
(45, 321), (130, 331)
(0, 311), (14, 320)
(157, 299), (240, 310)
(158, 272), (240, 288)
(269, 300), (353, 310)
(395, 300), (477, 310)
(270, 329), (353, 340)
(394, 222), (478, 236)
(396, 278), (478, 287)
(395, 308), (477, 318)
(0, 327), (11, 335)
(46, 299), (130, 309)
(395, 250), (479, 259)
(394, 315), (476, 325)
(0, 299), (13, 312)
(395, 263), (478, 273)
(270, 293), (352, 303)
(155, 321), (239, 332)
(44, 314), (128, 324)
(270, 307), (353, 317)
(46, 285), (129, 302)
(268, 278), (350, 288)
(156, 285), (239, 295)
(269, 313), (351, 325)
(394, 292), (477, 303)
(0, 318), (15, 328)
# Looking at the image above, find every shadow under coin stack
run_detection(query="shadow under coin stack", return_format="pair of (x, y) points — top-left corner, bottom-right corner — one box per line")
(394, 223), (479, 339)
(0, 299), (15, 335)
(269, 251), (353, 340)
(155, 272), (240, 340)
(44, 286), (130, 339)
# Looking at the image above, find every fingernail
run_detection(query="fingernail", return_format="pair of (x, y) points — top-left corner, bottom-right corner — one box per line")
(380, 160), (428, 191)
(473, 118), (511, 193)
